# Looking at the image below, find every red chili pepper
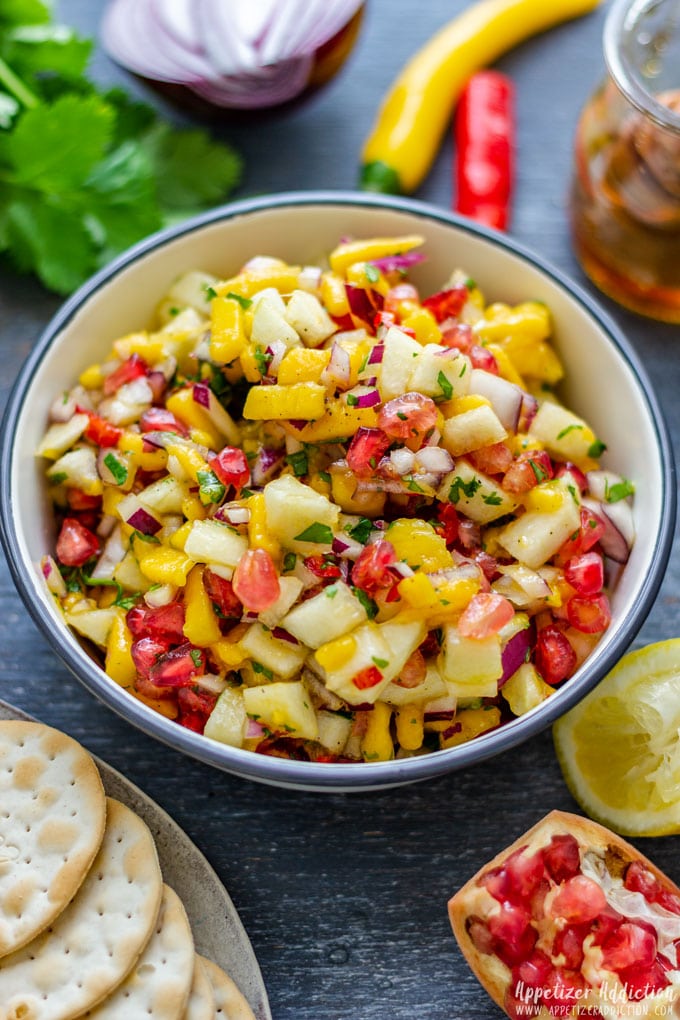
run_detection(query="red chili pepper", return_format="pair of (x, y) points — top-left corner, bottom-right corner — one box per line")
(453, 70), (515, 231)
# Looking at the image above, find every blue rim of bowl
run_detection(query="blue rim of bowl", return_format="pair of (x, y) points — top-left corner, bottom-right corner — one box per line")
(1, 190), (676, 789)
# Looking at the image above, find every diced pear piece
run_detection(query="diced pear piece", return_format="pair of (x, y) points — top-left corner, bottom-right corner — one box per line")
(166, 269), (218, 316)
(497, 482), (581, 569)
(263, 475), (339, 554)
(47, 446), (102, 495)
(258, 576), (304, 629)
(204, 687), (247, 747)
(316, 711), (353, 754)
(280, 582), (367, 648)
(381, 663), (448, 707)
(441, 404), (507, 456)
(438, 460), (519, 524)
(239, 623), (308, 679)
(407, 346), (471, 401)
(284, 290), (336, 347)
(64, 606), (119, 648)
(439, 624), (502, 698)
(379, 326), (423, 400)
(250, 297), (300, 349)
(184, 519), (248, 569)
(243, 680), (319, 740)
(529, 400), (598, 463)
(138, 475), (188, 515)
(37, 413), (90, 460)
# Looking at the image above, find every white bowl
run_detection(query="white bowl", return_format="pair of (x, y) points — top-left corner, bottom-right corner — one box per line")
(1, 192), (675, 791)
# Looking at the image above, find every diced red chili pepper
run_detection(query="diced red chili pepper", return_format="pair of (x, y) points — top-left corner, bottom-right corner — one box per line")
(103, 353), (148, 395)
(352, 665), (384, 690)
(454, 70), (515, 230)
(76, 407), (122, 447)
(55, 517), (100, 567)
(421, 285), (469, 322)
(435, 502), (459, 546)
(303, 554), (342, 579)
(66, 489), (102, 512)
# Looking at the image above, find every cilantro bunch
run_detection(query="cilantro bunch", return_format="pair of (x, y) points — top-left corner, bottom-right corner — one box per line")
(0, 0), (242, 294)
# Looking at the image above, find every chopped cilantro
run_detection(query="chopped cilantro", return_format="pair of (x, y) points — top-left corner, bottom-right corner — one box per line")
(406, 477), (424, 493)
(396, 411), (408, 421)
(346, 393), (359, 407)
(352, 586), (378, 619)
(588, 439), (607, 458)
(47, 471), (68, 485)
(103, 452), (128, 486)
(131, 530), (160, 545)
(318, 470), (331, 484)
(226, 291), (252, 309)
(293, 522), (334, 544)
(365, 263), (380, 283)
(372, 656), (388, 669)
(482, 491), (503, 506)
(448, 475), (481, 503)
(346, 517), (373, 544)
(240, 487), (253, 499)
(437, 370), (453, 400)
(557, 424), (583, 439)
(325, 585), (338, 599)
(189, 648), (203, 668)
(282, 552), (297, 573)
(197, 469), (226, 504)
(253, 346), (272, 377)
(528, 458), (549, 482)
(252, 660), (274, 680)
(605, 478), (635, 503)
(203, 284), (217, 301)
(567, 484), (579, 505)
(286, 449), (308, 477)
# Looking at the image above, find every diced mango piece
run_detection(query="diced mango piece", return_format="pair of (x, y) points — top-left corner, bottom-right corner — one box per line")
(183, 565), (222, 647)
(362, 702), (394, 761)
(400, 306), (441, 344)
(165, 388), (223, 448)
(284, 401), (379, 442)
(137, 546), (194, 586)
(315, 633), (358, 673)
(277, 347), (330, 385)
(113, 331), (165, 363)
(329, 235), (424, 275)
(394, 704), (425, 751)
(216, 265), (301, 298)
(209, 294), (246, 364)
(243, 383), (326, 421)
(320, 271), (350, 316)
(386, 519), (452, 572)
(502, 662), (555, 715)
(105, 611), (136, 687)
(247, 491), (281, 559)
(440, 706), (502, 748)
(79, 364), (105, 388)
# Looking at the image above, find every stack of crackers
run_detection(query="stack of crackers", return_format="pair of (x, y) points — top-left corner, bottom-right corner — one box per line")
(0, 720), (256, 1020)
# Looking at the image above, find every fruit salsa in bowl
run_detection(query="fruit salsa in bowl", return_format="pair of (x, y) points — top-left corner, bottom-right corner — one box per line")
(0, 192), (674, 791)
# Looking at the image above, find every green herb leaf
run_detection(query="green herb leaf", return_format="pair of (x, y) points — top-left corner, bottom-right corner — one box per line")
(372, 656), (388, 669)
(282, 552), (297, 573)
(588, 439), (607, 458)
(528, 458), (549, 483)
(293, 522), (334, 544)
(286, 449), (308, 477)
(448, 475), (481, 503)
(482, 491), (503, 506)
(252, 660), (274, 680)
(365, 263), (380, 283)
(226, 291), (252, 309)
(197, 469), (226, 504)
(352, 586), (378, 619)
(557, 423), (583, 440)
(346, 517), (373, 544)
(436, 370), (453, 400)
(189, 648), (203, 668)
(605, 478), (635, 503)
(103, 451), (128, 486)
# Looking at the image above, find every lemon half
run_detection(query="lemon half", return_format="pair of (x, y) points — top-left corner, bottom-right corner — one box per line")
(553, 639), (680, 837)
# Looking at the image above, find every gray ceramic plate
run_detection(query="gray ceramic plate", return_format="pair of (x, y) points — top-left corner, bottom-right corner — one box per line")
(0, 698), (271, 1020)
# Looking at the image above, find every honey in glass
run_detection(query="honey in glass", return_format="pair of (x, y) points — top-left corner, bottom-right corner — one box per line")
(570, 0), (680, 322)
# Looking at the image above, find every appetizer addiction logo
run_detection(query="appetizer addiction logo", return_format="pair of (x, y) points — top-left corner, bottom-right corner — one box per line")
(512, 978), (675, 1016)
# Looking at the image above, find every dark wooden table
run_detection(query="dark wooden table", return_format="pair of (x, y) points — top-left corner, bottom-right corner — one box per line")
(1, 2), (679, 1017)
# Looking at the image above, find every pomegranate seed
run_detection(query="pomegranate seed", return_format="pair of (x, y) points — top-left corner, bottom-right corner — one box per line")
(232, 548), (280, 612)
(55, 517), (100, 567)
(566, 594), (611, 634)
(103, 353), (148, 395)
(590, 906), (624, 946)
(549, 875), (607, 923)
(149, 643), (205, 687)
(131, 637), (171, 680)
(551, 925), (586, 970)
(470, 442), (514, 476)
(127, 601), (186, 642)
(601, 922), (657, 973)
(139, 406), (189, 436)
(624, 861), (660, 900)
(564, 552), (604, 595)
(543, 834), (581, 883)
(529, 878), (551, 921)
(135, 672), (177, 702)
(542, 967), (587, 1015)
(440, 321), (474, 353)
(177, 687), (217, 720)
(487, 902), (537, 966)
(619, 959), (670, 996)
(422, 285), (468, 322)
(211, 446), (250, 491)
(203, 570), (242, 619)
(393, 649), (426, 689)
(469, 345), (499, 374)
(352, 665), (384, 690)
(350, 539), (397, 595)
(346, 427), (392, 476)
(458, 592), (514, 639)
(503, 450), (554, 495)
(534, 626), (577, 686)
(656, 889), (680, 915)
(377, 392), (438, 440)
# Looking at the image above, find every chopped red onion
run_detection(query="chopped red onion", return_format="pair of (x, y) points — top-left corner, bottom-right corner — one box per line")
(215, 504), (251, 525)
(469, 368), (524, 432)
(265, 340), (287, 376)
(369, 252), (426, 274)
(271, 627), (299, 644)
(127, 507), (162, 535)
(251, 447), (286, 485)
(499, 628), (533, 687)
(414, 446), (453, 475)
(246, 718), (267, 739)
(368, 344), (385, 365)
(353, 387), (381, 408)
(390, 448), (416, 475)
(298, 265), (323, 292)
(192, 381), (211, 409)
(323, 342), (351, 389)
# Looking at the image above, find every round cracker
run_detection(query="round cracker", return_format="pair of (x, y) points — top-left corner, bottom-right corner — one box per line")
(200, 957), (256, 1020)
(183, 956), (215, 1020)
(0, 797), (163, 1020)
(0, 720), (106, 958)
(85, 884), (195, 1019)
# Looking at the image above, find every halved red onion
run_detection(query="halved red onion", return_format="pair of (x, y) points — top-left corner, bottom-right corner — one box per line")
(469, 368), (524, 431)
(102, 0), (214, 83)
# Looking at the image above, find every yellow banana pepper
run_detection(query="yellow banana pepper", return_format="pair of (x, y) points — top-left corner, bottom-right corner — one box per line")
(360, 0), (604, 194)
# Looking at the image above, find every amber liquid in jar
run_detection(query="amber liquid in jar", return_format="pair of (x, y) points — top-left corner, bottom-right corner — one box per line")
(570, 0), (680, 322)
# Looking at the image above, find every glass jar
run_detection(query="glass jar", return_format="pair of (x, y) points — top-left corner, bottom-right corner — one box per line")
(570, 0), (680, 322)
